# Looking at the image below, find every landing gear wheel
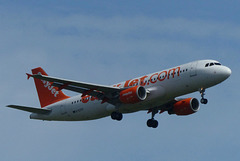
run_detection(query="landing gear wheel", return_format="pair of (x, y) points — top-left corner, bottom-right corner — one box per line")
(199, 88), (208, 104)
(147, 108), (159, 128)
(111, 112), (123, 121)
(116, 113), (123, 121)
(201, 98), (208, 104)
(147, 119), (158, 128)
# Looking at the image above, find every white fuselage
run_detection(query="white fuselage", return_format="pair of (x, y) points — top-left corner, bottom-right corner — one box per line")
(30, 60), (231, 121)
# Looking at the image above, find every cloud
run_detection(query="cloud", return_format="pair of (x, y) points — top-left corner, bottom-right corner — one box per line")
(1, 12), (239, 68)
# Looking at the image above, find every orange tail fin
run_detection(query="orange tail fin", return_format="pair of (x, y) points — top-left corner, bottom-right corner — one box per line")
(31, 67), (70, 108)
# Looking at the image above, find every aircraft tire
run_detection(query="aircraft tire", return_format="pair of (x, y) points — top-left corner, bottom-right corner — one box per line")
(147, 119), (158, 128)
(201, 98), (208, 104)
(111, 112), (123, 121)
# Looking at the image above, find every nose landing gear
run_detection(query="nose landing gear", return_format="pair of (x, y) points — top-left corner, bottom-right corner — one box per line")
(199, 88), (208, 104)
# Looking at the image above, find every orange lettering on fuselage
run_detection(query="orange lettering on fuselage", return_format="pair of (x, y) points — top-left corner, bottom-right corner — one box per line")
(139, 76), (148, 86)
(150, 73), (158, 84)
(158, 70), (167, 81)
(81, 96), (98, 103)
(129, 79), (139, 87)
(167, 67), (180, 79)
(91, 96), (98, 101)
(122, 67), (181, 87)
(81, 96), (90, 103)
(123, 67), (181, 87)
(113, 84), (121, 87)
(124, 80), (131, 87)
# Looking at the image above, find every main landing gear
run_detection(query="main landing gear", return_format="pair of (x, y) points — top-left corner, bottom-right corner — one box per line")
(200, 88), (208, 104)
(147, 109), (158, 128)
(111, 110), (159, 128)
(111, 111), (123, 121)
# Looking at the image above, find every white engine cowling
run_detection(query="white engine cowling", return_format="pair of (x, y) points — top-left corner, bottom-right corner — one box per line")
(119, 86), (147, 104)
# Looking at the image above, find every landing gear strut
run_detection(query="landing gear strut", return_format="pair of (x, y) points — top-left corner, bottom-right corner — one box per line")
(111, 111), (123, 121)
(147, 109), (158, 128)
(200, 88), (208, 104)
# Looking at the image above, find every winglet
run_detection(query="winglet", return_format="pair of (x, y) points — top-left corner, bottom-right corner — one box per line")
(26, 73), (33, 80)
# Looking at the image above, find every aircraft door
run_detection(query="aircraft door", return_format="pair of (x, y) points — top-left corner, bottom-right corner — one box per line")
(190, 62), (198, 77)
(60, 104), (67, 115)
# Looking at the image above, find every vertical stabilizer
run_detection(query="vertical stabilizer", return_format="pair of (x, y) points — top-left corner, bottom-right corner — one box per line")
(31, 67), (70, 108)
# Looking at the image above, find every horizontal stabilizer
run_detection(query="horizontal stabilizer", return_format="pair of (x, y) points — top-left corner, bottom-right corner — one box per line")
(6, 105), (51, 114)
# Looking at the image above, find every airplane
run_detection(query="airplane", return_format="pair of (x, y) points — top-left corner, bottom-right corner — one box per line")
(7, 60), (231, 128)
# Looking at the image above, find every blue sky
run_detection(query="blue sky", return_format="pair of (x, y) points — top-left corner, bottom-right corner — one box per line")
(0, 1), (239, 161)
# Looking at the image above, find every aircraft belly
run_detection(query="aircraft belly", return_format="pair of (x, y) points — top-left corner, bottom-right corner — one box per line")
(69, 102), (110, 121)
(119, 96), (170, 114)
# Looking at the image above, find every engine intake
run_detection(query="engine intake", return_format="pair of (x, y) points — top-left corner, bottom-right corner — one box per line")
(119, 86), (147, 104)
(168, 98), (200, 116)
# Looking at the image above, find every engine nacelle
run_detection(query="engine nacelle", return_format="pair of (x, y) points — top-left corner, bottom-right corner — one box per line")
(168, 98), (200, 116)
(119, 86), (147, 104)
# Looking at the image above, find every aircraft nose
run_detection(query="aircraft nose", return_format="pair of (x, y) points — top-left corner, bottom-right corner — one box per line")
(223, 66), (232, 79)
(218, 66), (231, 80)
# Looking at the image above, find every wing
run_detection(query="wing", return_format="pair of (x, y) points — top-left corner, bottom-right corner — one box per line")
(7, 105), (51, 114)
(29, 73), (122, 104)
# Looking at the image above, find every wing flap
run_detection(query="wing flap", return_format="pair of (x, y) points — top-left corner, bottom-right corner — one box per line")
(7, 105), (51, 114)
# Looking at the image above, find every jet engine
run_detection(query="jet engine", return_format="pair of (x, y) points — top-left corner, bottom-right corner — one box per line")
(119, 86), (147, 104)
(168, 98), (200, 116)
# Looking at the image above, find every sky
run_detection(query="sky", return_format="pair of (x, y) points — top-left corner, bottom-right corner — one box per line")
(0, 1), (239, 161)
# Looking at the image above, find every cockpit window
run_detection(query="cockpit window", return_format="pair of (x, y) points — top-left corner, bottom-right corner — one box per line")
(205, 62), (222, 67)
(214, 63), (221, 66)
